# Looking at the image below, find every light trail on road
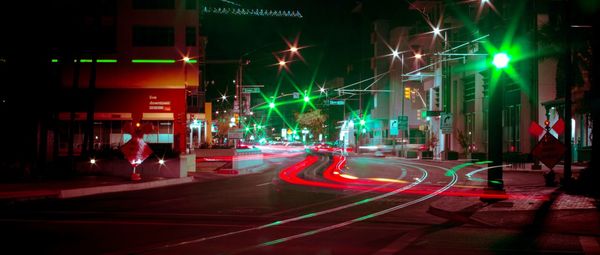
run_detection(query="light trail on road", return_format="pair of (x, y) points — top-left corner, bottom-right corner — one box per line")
(140, 155), (428, 253)
(243, 160), (459, 253)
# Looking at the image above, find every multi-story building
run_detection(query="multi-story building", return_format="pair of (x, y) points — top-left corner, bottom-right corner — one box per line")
(369, 0), (583, 160)
(50, 0), (205, 159)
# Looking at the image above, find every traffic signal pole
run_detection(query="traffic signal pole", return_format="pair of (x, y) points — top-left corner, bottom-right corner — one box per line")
(487, 73), (504, 190)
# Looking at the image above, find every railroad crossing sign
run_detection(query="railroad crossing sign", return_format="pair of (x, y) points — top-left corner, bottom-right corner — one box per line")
(531, 133), (566, 169)
(530, 118), (566, 169)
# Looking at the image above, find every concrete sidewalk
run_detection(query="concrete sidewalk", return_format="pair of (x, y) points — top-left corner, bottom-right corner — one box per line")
(0, 176), (196, 201)
(0, 156), (281, 202)
(428, 169), (599, 236)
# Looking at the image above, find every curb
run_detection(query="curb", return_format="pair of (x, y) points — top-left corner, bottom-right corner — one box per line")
(58, 176), (196, 199)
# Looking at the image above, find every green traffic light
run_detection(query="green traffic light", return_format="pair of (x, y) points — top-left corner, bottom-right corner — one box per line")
(269, 102), (275, 108)
(303, 96), (310, 102)
(359, 119), (366, 126)
(492, 53), (510, 69)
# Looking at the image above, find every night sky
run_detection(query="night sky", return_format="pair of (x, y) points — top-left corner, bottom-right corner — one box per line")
(200, 0), (416, 102)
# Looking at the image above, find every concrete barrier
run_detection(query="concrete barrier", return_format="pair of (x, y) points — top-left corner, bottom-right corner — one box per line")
(195, 148), (263, 171)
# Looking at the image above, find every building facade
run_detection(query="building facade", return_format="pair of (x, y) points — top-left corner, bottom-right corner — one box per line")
(51, 0), (204, 159)
(367, 0), (587, 160)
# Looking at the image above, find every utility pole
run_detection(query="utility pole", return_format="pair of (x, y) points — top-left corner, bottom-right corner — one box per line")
(400, 53), (405, 157)
(562, 0), (572, 185)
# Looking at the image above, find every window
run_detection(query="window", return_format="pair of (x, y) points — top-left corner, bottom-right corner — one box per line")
(132, 26), (174, 47)
(133, 0), (174, 9)
(186, 27), (196, 46)
(185, 0), (196, 10)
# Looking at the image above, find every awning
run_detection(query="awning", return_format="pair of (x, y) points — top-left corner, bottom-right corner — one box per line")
(142, 112), (174, 120)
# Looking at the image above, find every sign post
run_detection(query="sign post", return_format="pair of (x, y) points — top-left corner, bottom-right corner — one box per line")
(398, 116), (408, 157)
(531, 118), (567, 186)
(121, 123), (154, 181)
(390, 119), (399, 155)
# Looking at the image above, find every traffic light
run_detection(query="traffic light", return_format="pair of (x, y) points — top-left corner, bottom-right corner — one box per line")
(404, 87), (411, 99)
(269, 102), (275, 108)
(492, 52), (510, 69)
(433, 87), (440, 109)
(417, 109), (422, 120)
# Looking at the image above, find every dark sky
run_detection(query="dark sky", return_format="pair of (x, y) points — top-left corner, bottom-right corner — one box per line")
(200, 0), (415, 102)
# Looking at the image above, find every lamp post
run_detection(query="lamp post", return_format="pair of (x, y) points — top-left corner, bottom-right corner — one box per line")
(400, 53), (405, 157)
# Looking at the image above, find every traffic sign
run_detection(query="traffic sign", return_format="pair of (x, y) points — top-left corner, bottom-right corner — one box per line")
(121, 138), (153, 167)
(292, 92), (300, 99)
(531, 133), (566, 169)
(242, 87), (260, 93)
(327, 99), (345, 105)
(228, 128), (244, 139)
(441, 113), (453, 134)
(389, 119), (399, 136)
(398, 115), (408, 131)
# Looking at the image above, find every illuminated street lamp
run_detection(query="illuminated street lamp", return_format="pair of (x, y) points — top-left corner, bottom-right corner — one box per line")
(492, 52), (510, 69)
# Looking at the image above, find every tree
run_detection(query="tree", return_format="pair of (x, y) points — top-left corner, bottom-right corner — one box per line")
(215, 113), (233, 145)
(537, 14), (591, 106)
(455, 128), (471, 157)
(296, 109), (328, 137)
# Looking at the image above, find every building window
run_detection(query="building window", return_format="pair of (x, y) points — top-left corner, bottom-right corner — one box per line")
(185, 0), (196, 10)
(133, 26), (174, 47)
(186, 27), (196, 46)
(463, 76), (475, 100)
(503, 104), (520, 152)
(132, 0), (174, 9)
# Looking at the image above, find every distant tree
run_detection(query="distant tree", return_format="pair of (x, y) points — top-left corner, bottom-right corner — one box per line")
(215, 113), (233, 145)
(296, 109), (328, 136)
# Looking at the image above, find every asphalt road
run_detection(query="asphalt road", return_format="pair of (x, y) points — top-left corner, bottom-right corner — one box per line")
(0, 151), (596, 254)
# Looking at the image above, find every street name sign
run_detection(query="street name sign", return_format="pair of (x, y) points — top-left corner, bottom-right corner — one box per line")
(242, 87), (260, 93)
(327, 99), (345, 105)
(398, 115), (408, 131)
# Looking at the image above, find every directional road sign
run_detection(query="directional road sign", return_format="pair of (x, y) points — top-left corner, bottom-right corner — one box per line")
(441, 113), (453, 134)
(389, 119), (399, 136)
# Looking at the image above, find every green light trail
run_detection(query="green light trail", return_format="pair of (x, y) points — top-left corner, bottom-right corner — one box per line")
(131, 59), (176, 63)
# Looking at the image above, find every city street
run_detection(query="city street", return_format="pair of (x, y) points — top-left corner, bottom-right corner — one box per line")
(0, 1), (597, 254)
(2, 150), (598, 254)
